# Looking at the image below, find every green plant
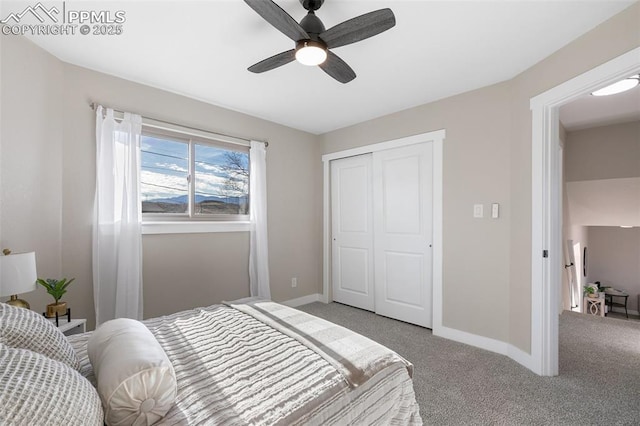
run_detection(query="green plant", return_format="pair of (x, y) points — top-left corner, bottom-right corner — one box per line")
(583, 285), (596, 296)
(36, 278), (75, 304)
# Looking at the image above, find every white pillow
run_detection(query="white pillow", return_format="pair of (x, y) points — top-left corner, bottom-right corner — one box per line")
(0, 302), (80, 370)
(0, 344), (104, 426)
(88, 318), (177, 426)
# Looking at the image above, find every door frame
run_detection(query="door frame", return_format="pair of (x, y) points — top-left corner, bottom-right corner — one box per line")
(321, 130), (445, 329)
(529, 47), (640, 376)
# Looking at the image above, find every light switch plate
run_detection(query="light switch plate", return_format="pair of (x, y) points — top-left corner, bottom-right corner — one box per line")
(492, 203), (500, 219)
(473, 204), (483, 218)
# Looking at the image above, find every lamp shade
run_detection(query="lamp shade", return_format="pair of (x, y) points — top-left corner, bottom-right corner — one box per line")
(0, 252), (37, 297)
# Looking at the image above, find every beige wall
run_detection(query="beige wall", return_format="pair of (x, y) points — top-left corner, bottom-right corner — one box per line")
(0, 33), (65, 314)
(321, 3), (640, 352)
(1, 36), (323, 330)
(142, 233), (250, 319)
(320, 81), (514, 342)
(587, 226), (640, 313)
(565, 121), (640, 182)
(507, 2), (639, 352)
(566, 177), (640, 226)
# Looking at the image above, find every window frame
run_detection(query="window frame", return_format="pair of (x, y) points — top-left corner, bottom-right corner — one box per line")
(140, 125), (250, 225)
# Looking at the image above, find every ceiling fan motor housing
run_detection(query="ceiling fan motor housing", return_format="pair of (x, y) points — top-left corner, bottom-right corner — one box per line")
(300, 12), (326, 37)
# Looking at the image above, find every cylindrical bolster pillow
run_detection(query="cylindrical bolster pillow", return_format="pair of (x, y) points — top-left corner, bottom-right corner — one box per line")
(88, 318), (177, 426)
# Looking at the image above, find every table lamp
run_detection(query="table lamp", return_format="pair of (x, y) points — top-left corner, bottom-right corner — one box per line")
(0, 250), (37, 309)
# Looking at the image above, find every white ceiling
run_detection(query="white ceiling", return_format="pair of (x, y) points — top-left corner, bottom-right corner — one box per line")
(5, 0), (636, 134)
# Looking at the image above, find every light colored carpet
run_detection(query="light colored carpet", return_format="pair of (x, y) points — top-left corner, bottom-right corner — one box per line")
(298, 302), (640, 425)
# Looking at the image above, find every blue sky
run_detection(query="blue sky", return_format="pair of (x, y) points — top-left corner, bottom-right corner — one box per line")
(141, 135), (248, 202)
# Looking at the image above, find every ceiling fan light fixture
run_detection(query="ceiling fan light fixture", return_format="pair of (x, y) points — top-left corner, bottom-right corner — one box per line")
(295, 40), (327, 66)
(591, 75), (640, 96)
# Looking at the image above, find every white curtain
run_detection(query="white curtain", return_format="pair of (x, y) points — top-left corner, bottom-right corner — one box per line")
(93, 106), (143, 325)
(249, 141), (271, 299)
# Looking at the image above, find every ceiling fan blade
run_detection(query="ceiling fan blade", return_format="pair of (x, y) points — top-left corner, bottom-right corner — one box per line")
(319, 51), (356, 84)
(244, 0), (309, 42)
(320, 8), (395, 49)
(248, 49), (296, 73)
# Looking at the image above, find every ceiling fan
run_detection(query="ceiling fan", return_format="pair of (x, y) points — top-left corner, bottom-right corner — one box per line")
(244, 0), (396, 84)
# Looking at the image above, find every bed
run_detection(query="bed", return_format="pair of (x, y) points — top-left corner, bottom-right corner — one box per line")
(1, 299), (422, 425)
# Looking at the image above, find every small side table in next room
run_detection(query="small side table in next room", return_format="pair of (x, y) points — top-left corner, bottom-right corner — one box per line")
(605, 289), (629, 319)
(583, 297), (605, 317)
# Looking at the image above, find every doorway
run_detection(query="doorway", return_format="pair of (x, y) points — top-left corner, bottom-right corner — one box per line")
(530, 46), (640, 376)
(560, 94), (640, 318)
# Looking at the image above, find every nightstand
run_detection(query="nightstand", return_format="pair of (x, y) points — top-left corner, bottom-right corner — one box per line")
(49, 318), (87, 336)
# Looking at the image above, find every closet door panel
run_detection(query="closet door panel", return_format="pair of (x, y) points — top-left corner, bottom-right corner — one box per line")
(374, 143), (433, 327)
(331, 154), (374, 311)
(383, 252), (423, 307)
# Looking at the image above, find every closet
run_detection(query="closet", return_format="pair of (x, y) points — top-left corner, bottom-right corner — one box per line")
(330, 141), (434, 327)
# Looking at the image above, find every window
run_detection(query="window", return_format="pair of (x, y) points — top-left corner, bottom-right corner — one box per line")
(141, 128), (249, 220)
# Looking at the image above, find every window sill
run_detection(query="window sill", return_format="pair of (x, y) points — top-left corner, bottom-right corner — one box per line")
(142, 221), (250, 235)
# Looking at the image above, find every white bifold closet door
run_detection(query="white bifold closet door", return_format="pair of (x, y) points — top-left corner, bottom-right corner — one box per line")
(331, 143), (433, 328)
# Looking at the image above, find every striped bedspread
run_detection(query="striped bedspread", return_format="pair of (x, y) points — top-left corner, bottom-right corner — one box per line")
(69, 301), (422, 425)
(228, 299), (413, 388)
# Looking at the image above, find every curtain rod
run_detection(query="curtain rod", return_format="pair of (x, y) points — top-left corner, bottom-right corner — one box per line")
(89, 102), (268, 147)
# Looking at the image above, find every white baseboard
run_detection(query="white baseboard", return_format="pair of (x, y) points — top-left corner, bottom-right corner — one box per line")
(281, 293), (323, 308)
(435, 325), (537, 373)
(288, 296), (538, 374)
(507, 344), (536, 372)
(434, 325), (509, 355)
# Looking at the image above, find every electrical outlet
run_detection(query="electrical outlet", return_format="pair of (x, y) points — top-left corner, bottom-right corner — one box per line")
(291, 277), (297, 288)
